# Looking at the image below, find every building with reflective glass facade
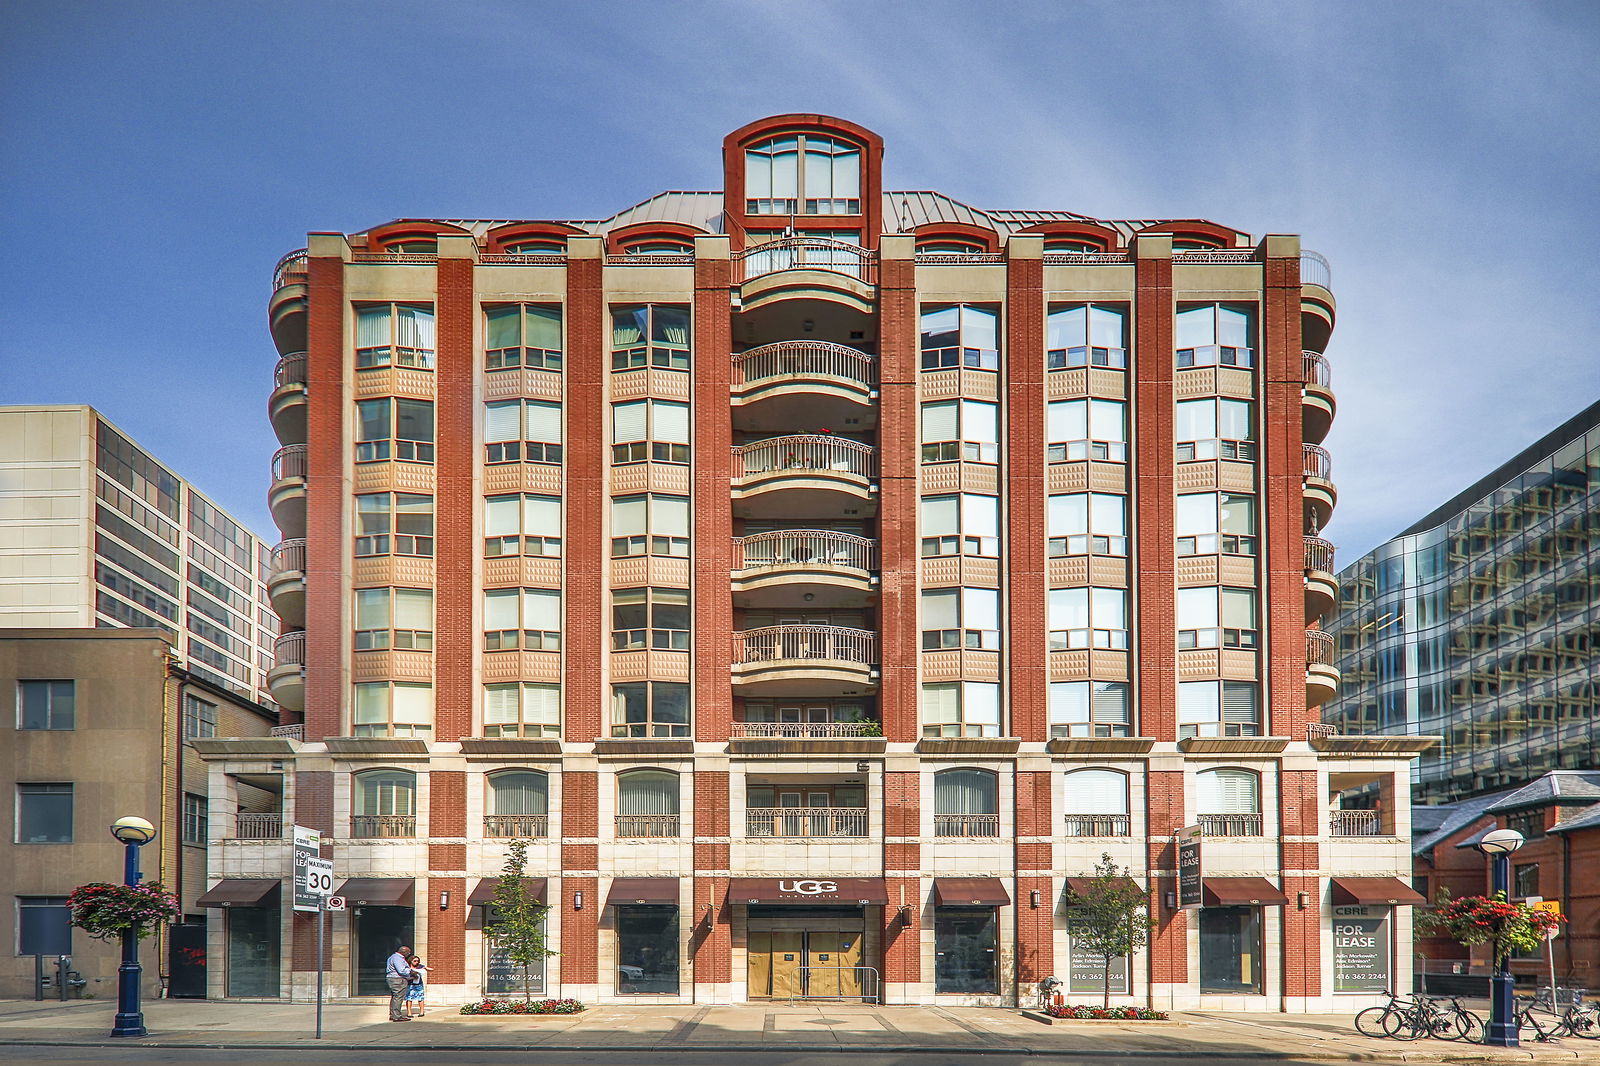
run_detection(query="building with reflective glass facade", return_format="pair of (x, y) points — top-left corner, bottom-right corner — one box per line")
(1324, 400), (1600, 803)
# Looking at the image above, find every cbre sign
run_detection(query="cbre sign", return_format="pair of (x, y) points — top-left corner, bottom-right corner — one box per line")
(292, 825), (323, 913)
(1175, 824), (1203, 908)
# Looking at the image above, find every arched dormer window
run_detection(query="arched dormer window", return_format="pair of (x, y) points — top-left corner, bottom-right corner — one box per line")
(918, 240), (986, 254)
(1062, 768), (1131, 837)
(933, 768), (999, 837)
(745, 134), (861, 216)
(351, 769), (416, 838)
(617, 769), (680, 838)
(623, 240), (693, 255)
(503, 239), (564, 254)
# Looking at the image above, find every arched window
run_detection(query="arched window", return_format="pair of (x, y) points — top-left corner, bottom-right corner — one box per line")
(486, 770), (548, 838)
(502, 239), (564, 254)
(1062, 769), (1130, 837)
(1196, 768), (1262, 837)
(623, 240), (694, 255)
(617, 769), (679, 838)
(352, 769), (415, 838)
(745, 134), (861, 215)
(918, 240), (986, 254)
(1044, 238), (1104, 254)
(933, 768), (999, 837)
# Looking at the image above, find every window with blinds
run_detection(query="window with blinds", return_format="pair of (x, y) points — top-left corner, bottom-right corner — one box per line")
(483, 682), (560, 738)
(1048, 399), (1126, 462)
(1178, 681), (1261, 738)
(351, 683), (433, 738)
(919, 305), (999, 370)
(612, 588), (690, 650)
(611, 305), (690, 370)
(1047, 493), (1127, 557)
(1196, 768), (1259, 814)
(920, 681), (1001, 738)
(920, 399), (999, 463)
(488, 771), (549, 815)
(1177, 587), (1258, 649)
(353, 587), (433, 650)
(611, 681), (690, 737)
(356, 398), (434, 463)
(612, 400), (690, 463)
(485, 400), (563, 463)
(1047, 587), (1129, 649)
(1176, 492), (1257, 555)
(1048, 681), (1132, 738)
(484, 494), (561, 557)
(354, 493), (433, 557)
(354, 770), (416, 815)
(355, 304), (436, 369)
(484, 588), (561, 651)
(485, 305), (562, 370)
(611, 494), (689, 557)
(921, 587), (1000, 650)
(934, 769), (998, 816)
(1062, 769), (1129, 815)
(1175, 304), (1254, 369)
(617, 769), (679, 815)
(920, 494), (999, 557)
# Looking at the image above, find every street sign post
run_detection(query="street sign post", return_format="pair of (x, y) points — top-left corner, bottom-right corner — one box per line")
(303, 857), (334, 1040)
(1530, 900), (1562, 998)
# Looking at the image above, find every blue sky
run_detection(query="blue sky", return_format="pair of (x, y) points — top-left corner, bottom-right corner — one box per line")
(3, 1), (1597, 562)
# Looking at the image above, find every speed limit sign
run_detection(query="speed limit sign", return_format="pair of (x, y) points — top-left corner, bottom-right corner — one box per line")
(303, 857), (334, 898)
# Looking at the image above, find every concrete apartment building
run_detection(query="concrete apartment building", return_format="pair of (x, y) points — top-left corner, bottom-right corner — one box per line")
(199, 113), (1428, 1011)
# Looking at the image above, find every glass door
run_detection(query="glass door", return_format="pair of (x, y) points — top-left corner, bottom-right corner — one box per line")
(1199, 906), (1262, 993)
(354, 906), (413, 996)
(226, 907), (280, 997)
(934, 907), (998, 993)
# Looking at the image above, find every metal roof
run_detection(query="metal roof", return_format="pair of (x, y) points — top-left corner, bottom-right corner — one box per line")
(1484, 770), (1600, 814)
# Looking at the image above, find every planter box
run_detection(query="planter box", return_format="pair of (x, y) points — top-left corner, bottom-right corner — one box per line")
(1021, 1010), (1176, 1026)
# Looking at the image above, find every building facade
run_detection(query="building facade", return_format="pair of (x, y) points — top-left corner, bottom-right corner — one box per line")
(1324, 400), (1600, 804)
(201, 114), (1427, 1010)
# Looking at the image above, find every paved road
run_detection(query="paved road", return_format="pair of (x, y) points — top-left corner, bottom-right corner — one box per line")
(3, 1052), (1338, 1066)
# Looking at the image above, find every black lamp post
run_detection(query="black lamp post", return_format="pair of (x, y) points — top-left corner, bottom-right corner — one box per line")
(1476, 827), (1525, 1048)
(109, 816), (157, 1039)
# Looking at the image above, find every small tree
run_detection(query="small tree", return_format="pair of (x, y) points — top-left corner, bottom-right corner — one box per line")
(488, 840), (556, 1003)
(1065, 853), (1151, 1008)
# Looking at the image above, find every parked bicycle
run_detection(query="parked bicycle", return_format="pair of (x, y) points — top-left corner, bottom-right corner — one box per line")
(1559, 988), (1599, 1040)
(1512, 995), (1564, 1043)
(1354, 991), (1480, 1041)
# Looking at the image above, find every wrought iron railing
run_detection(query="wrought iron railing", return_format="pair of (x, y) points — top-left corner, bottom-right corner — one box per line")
(914, 252), (1006, 265)
(604, 253), (694, 267)
(1171, 249), (1256, 264)
(731, 721), (879, 739)
(747, 807), (869, 838)
(934, 813), (1001, 838)
(351, 251), (437, 264)
(1062, 814), (1131, 838)
(271, 444), (307, 482)
(274, 352), (308, 389)
(736, 237), (877, 284)
(616, 814), (679, 838)
(733, 530), (877, 572)
(270, 723), (304, 740)
(273, 631), (305, 668)
(733, 340), (876, 389)
(351, 814), (415, 838)
(233, 813), (283, 840)
(1199, 813), (1263, 837)
(732, 435), (876, 479)
(1303, 443), (1332, 481)
(479, 252), (567, 266)
(484, 814), (549, 838)
(1306, 722), (1338, 741)
(1041, 251), (1132, 265)
(732, 625), (877, 666)
(272, 248), (308, 291)
(1330, 810), (1385, 837)
(1301, 249), (1332, 290)
(1307, 628), (1336, 666)
(1303, 350), (1332, 388)
(271, 539), (306, 577)
(1304, 536), (1335, 574)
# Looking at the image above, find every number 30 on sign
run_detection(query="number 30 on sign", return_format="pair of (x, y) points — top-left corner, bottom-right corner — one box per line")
(303, 857), (334, 897)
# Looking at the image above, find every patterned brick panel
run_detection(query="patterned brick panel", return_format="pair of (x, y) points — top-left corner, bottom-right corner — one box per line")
(1282, 874), (1322, 998)
(1006, 257), (1047, 740)
(428, 843), (466, 870)
(877, 256), (919, 741)
(561, 843), (598, 870)
(694, 770), (730, 837)
(1133, 255), (1176, 740)
(289, 771), (333, 969)
(435, 256), (475, 740)
(883, 770), (921, 838)
(429, 770), (467, 838)
(692, 874), (731, 984)
(304, 255), (346, 739)
(881, 876), (921, 985)
(884, 842), (921, 870)
(692, 259), (734, 741)
(427, 875), (467, 983)
(694, 842), (731, 869)
(1279, 768), (1320, 838)
(1015, 874), (1054, 983)
(1014, 770), (1053, 837)
(560, 876), (598, 984)
(564, 257), (605, 741)
(1262, 253), (1310, 736)
(564, 771), (598, 837)
(1146, 767), (1186, 984)
(1014, 770), (1053, 982)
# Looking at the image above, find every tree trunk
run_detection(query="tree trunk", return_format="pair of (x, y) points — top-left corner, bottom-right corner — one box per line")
(523, 961), (532, 1004)
(1103, 957), (1113, 1008)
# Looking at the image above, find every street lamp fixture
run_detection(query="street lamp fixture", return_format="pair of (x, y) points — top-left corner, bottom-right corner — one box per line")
(1475, 827), (1524, 1047)
(109, 816), (157, 1039)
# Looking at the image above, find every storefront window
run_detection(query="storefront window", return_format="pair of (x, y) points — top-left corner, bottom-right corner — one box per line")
(485, 915), (547, 996)
(226, 906), (280, 997)
(616, 905), (679, 994)
(934, 907), (998, 994)
(1198, 906), (1262, 993)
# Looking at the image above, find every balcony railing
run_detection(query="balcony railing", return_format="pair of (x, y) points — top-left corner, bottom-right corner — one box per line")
(1330, 810), (1385, 837)
(1062, 814), (1131, 838)
(1302, 350), (1331, 388)
(1303, 443), (1332, 481)
(732, 436), (876, 479)
(736, 237), (877, 284)
(1307, 629), (1336, 667)
(233, 813), (283, 840)
(616, 814), (679, 838)
(271, 539), (307, 576)
(272, 248), (308, 291)
(271, 443), (308, 482)
(934, 813), (1001, 838)
(269, 723), (304, 740)
(731, 721), (879, 739)
(273, 630), (306, 668)
(734, 530), (877, 573)
(733, 339), (877, 389)
(274, 352), (308, 389)
(747, 807), (869, 838)
(1304, 536), (1335, 574)
(351, 815), (415, 838)
(484, 814), (549, 838)
(1199, 813), (1263, 837)
(1306, 722), (1338, 741)
(1301, 249), (1332, 290)
(732, 625), (877, 666)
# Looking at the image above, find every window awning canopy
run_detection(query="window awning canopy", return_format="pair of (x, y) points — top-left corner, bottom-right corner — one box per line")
(606, 877), (679, 906)
(933, 877), (1010, 907)
(1202, 877), (1288, 906)
(196, 879), (280, 908)
(467, 878), (548, 907)
(728, 878), (890, 905)
(1330, 877), (1426, 906)
(335, 878), (415, 907)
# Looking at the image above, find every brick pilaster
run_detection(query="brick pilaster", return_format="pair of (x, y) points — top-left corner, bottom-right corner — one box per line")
(1006, 244), (1046, 740)
(877, 246), (918, 741)
(564, 248), (605, 741)
(434, 253), (475, 740)
(1133, 242), (1176, 740)
(692, 247), (733, 741)
(1146, 767), (1187, 986)
(1280, 767), (1322, 999)
(304, 247), (345, 740)
(289, 770), (333, 971)
(1014, 769), (1053, 981)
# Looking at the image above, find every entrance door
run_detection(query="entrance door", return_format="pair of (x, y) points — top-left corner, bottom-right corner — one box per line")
(354, 906), (413, 996)
(934, 907), (999, 993)
(806, 929), (862, 998)
(226, 906), (280, 997)
(1199, 906), (1261, 993)
(168, 921), (207, 998)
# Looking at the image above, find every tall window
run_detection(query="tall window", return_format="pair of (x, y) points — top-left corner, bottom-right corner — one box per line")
(611, 494), (689, 557)
(744, 134), (861, 214)
(617, 769), (680, 839)
(485, 305), (562, 370)
(1048, 587), (1129, 649)
(1048, 399), (1126, 462)
(1047, 304), (1127, 369)
(1178, 681), (1261, 738)
(484, 495), (561, 557)
(921, 400), (998, 463)
(18, 680), (74, 730)
(1047, 494), (1127, 557)
(1176, 493), (1256, 555)
(483, 683), (560, 738)
(355, 304), (435, 369)
(612, 400), (690, 463)
(612, 588), (690, 650)
(488, 771), (549, 817)
(354, 587), (433, 650)
(356, 398), (434, 463)
(352, 682), (433, 738)
(1049, 681), (1131, 738)
(921, 681), (1001, 738)
(611, 306), (690, 370)
(920, 494), (999, 557)
(352, 770), (415, 836)
(484, 588), (561, 651)
(1175, 399), (1254, 461)
(355, 493), (433, 557)
(183, 793), (208, 845)
(1196, 769), (1260, 814)
(183, 694), (217, 738)
(1177, 587), (1259, 649)
(16, 784), (73, 843)
(1176, 304), (1253, 368)
(611, 682), (690, 737)
(920, 305), (998, 369)
(486, 400), (562, 463)
(933, 769), (999, 836)
(921, 587), (1000, 650)
(1062, 769), (1130, 837)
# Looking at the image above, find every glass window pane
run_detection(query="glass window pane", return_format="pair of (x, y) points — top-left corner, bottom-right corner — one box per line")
(486, 307), (520, 349)
(1089, 493), (1125, 535)
(612, 496), (646, 536)
(1091, 588), (1126, 628)
(524, 307), (561, 350)
(1048, 495), (1087, 536)
(1047, 400), (1086, 443)
(1175, 400), (1215, 442)
(654, 402), (690, 444)
(655, 496), (690, 536)
(357, 399), (389, 443)
(1089, 400), (1124, 442)
(922, 589), (959, 630)
(613, 401), (647, 443)
(961, 307), (998, 351)
(1217, 306), (1252, 347)
(1221, 588), (1256, 627)
(1048, 588), (1088, 628)
(1219, 494), (1254, 534)
(962, 494), (999, 536)
(524, 496), (560, 535)
(1178, 681), (1218, 724)
(922, 495), (958, 535)
(920, 306), (961, 351)
(1218, 400), (1252, 440)
(485, 402), (522, 443)
(1178, 587), (1217, 628)
(1175, 306), (1213, 348)
(396, 400), (432, 442)
(1048, 306), (1086, 349)
(523, 589), (561, 630)
(485, 496), (519, 537)
(965, 401), (999, 444)
(1089, 307), (1125, 346)
(966, 588), (1000, 631)
(485, 589), (519, 629)
(922, 402), (959, 442)
(355, 588), (389, 629)
(1177, 494), (1217, 536)
(1050, 682), (1089, 723)
(525, 402), (562, 444)
(1065, 770), (1127, 814)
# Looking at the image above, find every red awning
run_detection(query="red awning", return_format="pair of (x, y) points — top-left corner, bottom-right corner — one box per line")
(606, 877), (679, 906)
(1202, 877), (1289, 906)
(933, 878), (1011, 907)
(196, 879), (280, 908)
(1330, 877), (1426, 906)
(1063, 876), (1144, 898)
(727, 878), (890, 905)
(335, 878), (415, 906)
(467, 878), (548, 907)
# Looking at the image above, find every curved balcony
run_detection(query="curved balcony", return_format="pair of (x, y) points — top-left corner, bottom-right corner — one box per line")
(1303, 536), (1337, 623)
(731, 624), (877, 695)
(731, 436), (876, 519)
(732, 531), (877, 608)
(731, 341), (877, 431)
(269, 248), (309, 355)
(267, 630), (306, 713)
(267, 538), (307, 628)
(1301, 249), (1335, 353)
(1302, 444), (1336, 531)
(268, 444), (308, 538)
(1301, 351), (1335, 445)
(269, 352), (308, 446)
(1306, 628), (1340, 708)
(734, 238), (877, 325)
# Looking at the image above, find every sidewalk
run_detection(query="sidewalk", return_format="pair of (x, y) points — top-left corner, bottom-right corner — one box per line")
(0, 997), (1587, 1060)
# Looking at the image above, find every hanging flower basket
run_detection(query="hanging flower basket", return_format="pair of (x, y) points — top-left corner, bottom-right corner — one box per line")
(1420, 890), (1564, 964)
(67, 882), (180, 942)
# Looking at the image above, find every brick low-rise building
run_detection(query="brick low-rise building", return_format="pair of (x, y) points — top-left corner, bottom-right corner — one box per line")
(197, 114), (1428, 1010)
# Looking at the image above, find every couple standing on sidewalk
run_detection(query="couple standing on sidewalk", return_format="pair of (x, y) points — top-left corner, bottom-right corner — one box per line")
(385, 945), (430, 1021)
